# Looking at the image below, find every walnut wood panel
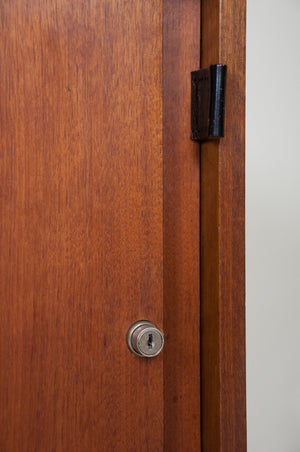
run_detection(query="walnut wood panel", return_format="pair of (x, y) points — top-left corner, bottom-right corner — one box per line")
(163, 1), (201, 450)
(0, 1), (163, 451)
(200, 0), (247, 450)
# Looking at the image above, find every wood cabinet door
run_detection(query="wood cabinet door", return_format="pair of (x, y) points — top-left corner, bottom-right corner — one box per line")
(0, 1), (201, 451)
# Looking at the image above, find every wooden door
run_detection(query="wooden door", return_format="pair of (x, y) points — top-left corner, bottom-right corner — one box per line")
(0, 1), (201, 451)
(0, 0), (246, 450)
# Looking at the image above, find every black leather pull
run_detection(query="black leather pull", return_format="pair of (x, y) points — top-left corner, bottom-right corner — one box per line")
(191, 64), (227, 141)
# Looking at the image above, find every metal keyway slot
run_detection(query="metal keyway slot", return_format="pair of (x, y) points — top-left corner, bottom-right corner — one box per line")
(126, 321), (164, 358)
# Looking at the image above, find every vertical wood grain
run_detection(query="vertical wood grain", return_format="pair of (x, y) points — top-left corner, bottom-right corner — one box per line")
(200, 0), (247, 450)
(0, 1), (163, 450)
(163, 1), (201, 450)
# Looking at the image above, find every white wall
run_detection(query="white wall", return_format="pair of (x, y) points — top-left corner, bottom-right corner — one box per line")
(246, 1), (300, 450)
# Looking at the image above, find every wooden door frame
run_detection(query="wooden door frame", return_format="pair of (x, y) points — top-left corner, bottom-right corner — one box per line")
(200, 0), (247, 450)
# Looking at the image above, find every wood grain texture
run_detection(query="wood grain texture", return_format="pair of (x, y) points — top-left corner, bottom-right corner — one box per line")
(200, 0), (247, 450)
(0, 1), (163, 451)
(163, 1), (201, 450)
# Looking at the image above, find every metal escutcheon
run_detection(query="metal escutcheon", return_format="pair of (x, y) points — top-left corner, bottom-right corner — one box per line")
(126, 320), (164, 358)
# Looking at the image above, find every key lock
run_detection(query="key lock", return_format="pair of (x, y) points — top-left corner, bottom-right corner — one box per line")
(126, 321), (164, 358)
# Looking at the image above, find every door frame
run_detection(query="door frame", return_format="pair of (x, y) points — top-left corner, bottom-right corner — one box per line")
(200, 0), (247, 450)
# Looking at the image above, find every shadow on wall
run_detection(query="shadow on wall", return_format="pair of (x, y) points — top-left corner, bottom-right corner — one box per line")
(246, 0), (300, 451)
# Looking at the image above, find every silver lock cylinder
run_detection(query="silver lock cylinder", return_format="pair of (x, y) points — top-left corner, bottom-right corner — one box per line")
(126, 321), (164, 358)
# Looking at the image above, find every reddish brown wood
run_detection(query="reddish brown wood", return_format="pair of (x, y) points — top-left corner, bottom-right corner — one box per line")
(163, 1), (201, 450)
(0, 0), (246, 449)
(200, 0), (247, 450)
(0, 1), (164, 450)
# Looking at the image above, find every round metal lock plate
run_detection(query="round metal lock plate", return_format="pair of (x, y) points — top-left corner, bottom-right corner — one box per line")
(126, 321), (164, 358)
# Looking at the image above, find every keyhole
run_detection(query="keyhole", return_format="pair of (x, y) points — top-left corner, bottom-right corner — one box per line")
(147, 333), (154, 349)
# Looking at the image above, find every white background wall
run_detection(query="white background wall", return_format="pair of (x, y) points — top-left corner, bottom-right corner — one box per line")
(246, 0), (300, 450)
